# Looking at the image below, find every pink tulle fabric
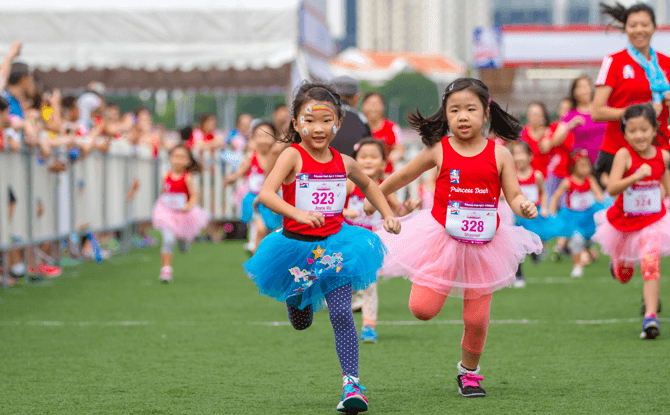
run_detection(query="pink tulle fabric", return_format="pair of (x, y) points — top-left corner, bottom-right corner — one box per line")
(234, 183), (249, 214)
(152, 200), (211, 241)
(593, 210), (670, 263)
(377, 210), (542, 299)
(497, 200), (515, 227)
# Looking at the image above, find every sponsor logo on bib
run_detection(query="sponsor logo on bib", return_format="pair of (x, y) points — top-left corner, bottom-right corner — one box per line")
(317, 184), (331, 191)
(299, 182), (309, 188)
(300, 174), (309, 181)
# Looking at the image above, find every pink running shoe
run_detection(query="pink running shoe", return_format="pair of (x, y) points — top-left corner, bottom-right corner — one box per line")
(456, 373), (486, 398)
(159, 266), (173, 283)
(337, 376), (368, 412)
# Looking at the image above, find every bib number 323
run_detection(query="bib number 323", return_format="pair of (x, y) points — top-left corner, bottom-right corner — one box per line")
(445, 201), (497, 244)
(295, 173), (347, 217)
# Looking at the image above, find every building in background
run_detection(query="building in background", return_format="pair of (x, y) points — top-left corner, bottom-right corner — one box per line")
(336, 0), (358, 51)
(356, 0), (490, 65)
(492, 0), (668, 26)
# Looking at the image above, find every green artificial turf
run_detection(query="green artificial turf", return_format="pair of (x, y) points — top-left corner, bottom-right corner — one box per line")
(1, 241), (669, 414)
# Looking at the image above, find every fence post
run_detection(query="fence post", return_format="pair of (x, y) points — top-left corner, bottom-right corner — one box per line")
(25, 149), (34, 285)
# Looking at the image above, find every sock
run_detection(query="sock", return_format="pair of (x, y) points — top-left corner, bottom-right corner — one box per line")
(457, 361), (480, 375)
(645, 312), (658, 319)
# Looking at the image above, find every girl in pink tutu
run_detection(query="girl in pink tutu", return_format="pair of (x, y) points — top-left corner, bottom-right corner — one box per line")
(593, 104), (670, 340)
(365, 78), (542, 398)
(152, 144), (211, 283)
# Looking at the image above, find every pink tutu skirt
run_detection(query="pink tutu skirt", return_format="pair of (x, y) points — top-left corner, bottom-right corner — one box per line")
(377, 210), (542, 299)
(497, 200), (515, 227)
(152, 201), (211, 241)
(593, 210), (670, 264)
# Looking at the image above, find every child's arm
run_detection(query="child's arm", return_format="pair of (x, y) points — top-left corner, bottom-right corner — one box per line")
(549, 179), (569, 215)
(498, 145), (537, 219)
(257, 147), (324, 228)
(536, 171), (549, 217)
(224, 153), (252, 186)
(663, 150), (670, 198)
(344, 155), (400, 234)
(589, 175), (604, 203)
(364, 145), (437, 214)
(183, 173), (199, 211)
(385, 193), (403, 215)
(342, 179), (358, 220)
(607, 148), (646, 197)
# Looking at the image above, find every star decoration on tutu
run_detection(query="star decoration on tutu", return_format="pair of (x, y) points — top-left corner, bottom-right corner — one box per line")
(312, 246), (326, 259)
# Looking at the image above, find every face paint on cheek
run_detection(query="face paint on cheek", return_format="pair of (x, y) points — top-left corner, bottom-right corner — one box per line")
(299, 116), (305, 125)
(332, 125), (338, 135)
(302, 127), (309, 137)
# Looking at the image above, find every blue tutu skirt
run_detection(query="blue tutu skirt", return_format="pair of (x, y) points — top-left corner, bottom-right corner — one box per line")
(554, 203), (608, 240)
(240, 192), (283, 231)
(516, 215), (558, 242)
(243, 223), (386, 311)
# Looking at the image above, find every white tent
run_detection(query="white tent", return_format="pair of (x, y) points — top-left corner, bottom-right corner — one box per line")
(0, 0), (333, 92)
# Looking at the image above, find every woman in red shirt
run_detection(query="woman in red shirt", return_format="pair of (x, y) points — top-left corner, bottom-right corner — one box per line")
(592, 3), (670, 188)
(362, 92), (404, 175)
(519, 102), (551, 178)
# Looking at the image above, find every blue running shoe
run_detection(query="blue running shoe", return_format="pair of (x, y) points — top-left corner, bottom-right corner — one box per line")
(360, 326), (378, 343)
(337, 376), (368, 413)
(640, 316), (660, 340)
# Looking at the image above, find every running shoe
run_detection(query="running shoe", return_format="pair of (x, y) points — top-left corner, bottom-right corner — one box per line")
(38, 264), (62, 278)
(143, 235), (158, 247)
(456, 373), (486, 398)
(513, 277), (526, 288)
(570, 265), (583, 278)
(337, 376), (368, 412)
(159, 266), (173, 283)
(131, 236), (147, 248)
(360, 326), (378, 343)
(640, 316), (661, 340)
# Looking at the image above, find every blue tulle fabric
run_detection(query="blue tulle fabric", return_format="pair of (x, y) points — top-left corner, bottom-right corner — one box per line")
(553, 202), (610, 240)
(515, 215), (559, 242)
(243, 223), (386, 312)
(240, 192), (283, 231)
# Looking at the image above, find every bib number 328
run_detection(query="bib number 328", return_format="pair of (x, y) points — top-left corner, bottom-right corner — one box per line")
(445, 201), (497, 244)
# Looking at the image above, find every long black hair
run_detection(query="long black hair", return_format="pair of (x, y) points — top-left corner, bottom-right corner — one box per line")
(620, 103), (659, 133)
(407, 77), (522, 147)
(281, 82), (343, 144)
(169, 144), (202, 173)
(600, 2), (656, 29)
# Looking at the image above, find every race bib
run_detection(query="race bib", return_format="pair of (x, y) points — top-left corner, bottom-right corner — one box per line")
(623, 185), (661, 216)
(347, 195), (382, 229)
(295, 173), (347, 217)
(570, 191), (594, 211)
(161, 193), (187, 210)
(520, 184), (539, 205)
(445, 201), (497, 244)
(248, 173), (265, 194)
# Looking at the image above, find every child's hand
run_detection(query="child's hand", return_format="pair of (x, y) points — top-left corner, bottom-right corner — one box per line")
(636, 163), (652, 179)
(520, 200), (538, 219)
(653, 102), (663, 118)
(294, 210), (325, 228)
(403, 198), (421, 214)
(181, 205), (190, 212)
(343, 208), (358, 220)
(383, 216), (401, 234)
(363, 199), (377, 216)
(540, 206), (549, 218)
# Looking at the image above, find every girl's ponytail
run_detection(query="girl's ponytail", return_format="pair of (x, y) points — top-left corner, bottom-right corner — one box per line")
(489, 99), (522, 142)
(406, 108), (450, 147)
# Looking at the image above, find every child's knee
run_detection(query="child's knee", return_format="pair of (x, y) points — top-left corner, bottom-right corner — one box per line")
(409, 300), (440, 321)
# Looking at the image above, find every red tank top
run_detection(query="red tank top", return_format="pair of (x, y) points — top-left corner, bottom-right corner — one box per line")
(283, 144), (347, 236)
(163, 171), (190, 200)
(607, 145), (667, 232)
(345, 179), (383, 230)
(520, 126), (550, 177)
(517, 169), (541, 206)
(0, 130), (4, 151)
(431, 138), (500, 229)
(246, 151), (267, 194)
(372, 119), (401, 174)
(566, 177), (594, 210)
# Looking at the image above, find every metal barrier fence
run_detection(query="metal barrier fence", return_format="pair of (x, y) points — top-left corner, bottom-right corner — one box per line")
(0, 141), (424, 290)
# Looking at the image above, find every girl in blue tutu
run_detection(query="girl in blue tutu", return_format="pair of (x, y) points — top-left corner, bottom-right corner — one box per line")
(549, 150), (606, 278)
(243, 82), (400, 413)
